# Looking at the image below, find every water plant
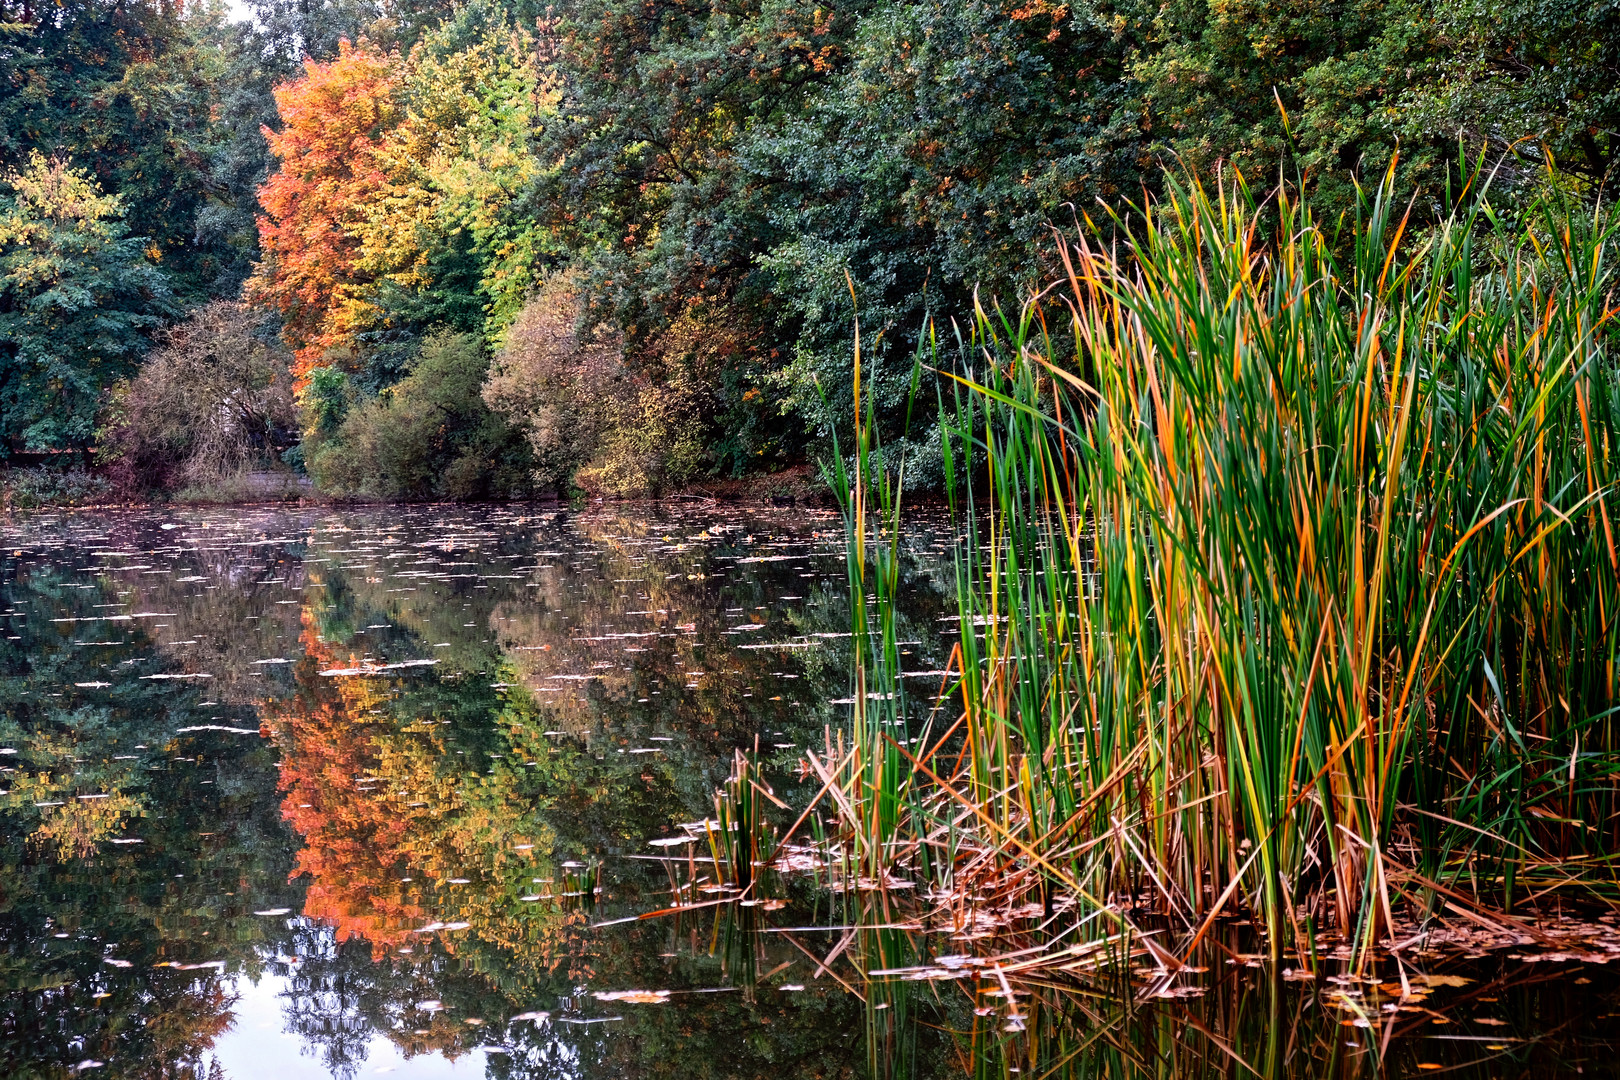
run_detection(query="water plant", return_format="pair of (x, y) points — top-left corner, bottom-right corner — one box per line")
(778, 158), (1620, 995)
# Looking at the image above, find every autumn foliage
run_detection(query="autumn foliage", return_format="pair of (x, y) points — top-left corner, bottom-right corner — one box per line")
(250, 40), (398, 386)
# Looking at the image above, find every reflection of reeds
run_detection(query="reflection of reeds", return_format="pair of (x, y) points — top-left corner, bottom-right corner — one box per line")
(743, 160), (1620, 1019)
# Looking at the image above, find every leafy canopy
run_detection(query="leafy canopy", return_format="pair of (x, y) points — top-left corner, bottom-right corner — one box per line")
(0, 152), (171, 453)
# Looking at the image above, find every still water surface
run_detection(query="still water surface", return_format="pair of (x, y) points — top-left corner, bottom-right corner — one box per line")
(3, 505), (1619, 1079)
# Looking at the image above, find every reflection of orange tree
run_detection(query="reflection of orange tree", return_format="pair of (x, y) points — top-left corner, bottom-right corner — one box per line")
(261, 611), (589, 990)
(263, 614), (426, 952)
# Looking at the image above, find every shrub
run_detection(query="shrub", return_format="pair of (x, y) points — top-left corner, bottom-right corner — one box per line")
(0, 465), (111, 509)
(98, 301), (297, 496)
(305, 330), (534, 500)
(575, 356), (710, 498)
(482, 276), (624, 495)
(486, 279), (777, 497)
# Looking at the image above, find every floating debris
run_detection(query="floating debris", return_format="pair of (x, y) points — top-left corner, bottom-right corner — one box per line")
(593, 990), (670, 1004)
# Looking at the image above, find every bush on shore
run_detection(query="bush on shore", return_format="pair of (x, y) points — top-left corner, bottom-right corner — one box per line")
(302, 330), (536, 500)
(486, 279), (754, 498)
(482, 277), (625, 497)
(98, 302), (298, 498)
(0, 465), (111, 509)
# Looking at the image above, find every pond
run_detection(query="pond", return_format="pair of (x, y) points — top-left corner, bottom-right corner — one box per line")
(2, 505), (1619, 1079)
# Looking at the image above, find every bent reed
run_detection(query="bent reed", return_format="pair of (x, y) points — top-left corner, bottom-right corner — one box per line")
(765, 161), (1620, 982)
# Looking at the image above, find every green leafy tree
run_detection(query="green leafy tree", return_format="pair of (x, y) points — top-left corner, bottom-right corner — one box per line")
(528, 0), (873, 463)
(0, 0), (280, 301)
(1402, 0), (1620, 197)
(1131, 0), (1445, 210)
(0, 153), (172, 454)
(359, 9), (560, 338)
(749, 0), (1146, 456)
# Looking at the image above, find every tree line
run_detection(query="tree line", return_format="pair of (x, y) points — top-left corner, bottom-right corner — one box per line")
(0, 0), (1614, 499)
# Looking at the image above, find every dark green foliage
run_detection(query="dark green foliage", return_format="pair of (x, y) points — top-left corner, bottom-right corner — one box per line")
(525, 0), (1619, 478)
(1410, 0), (1620, 198)
(750, 0), (1143, 439)
(0, 464), (110, 508)
(0, 0), (293, 454)
(307, 330), (536, 500)
(0, 154), (173, 454)
(1134, 0), (1437, 204)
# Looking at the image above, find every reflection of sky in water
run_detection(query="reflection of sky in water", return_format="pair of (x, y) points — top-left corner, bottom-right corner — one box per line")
(215, 974), (491, 1079)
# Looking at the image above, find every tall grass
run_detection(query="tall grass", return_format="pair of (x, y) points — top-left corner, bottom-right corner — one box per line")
(797, 162), (1620, 981)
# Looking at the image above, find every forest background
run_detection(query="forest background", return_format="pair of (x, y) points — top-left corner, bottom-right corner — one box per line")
(0, 0), (1615, 503)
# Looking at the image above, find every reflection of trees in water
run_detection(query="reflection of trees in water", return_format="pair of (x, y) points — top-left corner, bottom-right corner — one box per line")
(271, 913), (897, 1080)
(266, 613), (429, 952)
(0, 563), (301, 1078)
(251, 507), (950, 1076)
(0, 505), (963, 1078)
(12, 510), (321, 711)
(276, 920), (547, 1080)
(924, 951), (1620, 1080)
(260, 609), (592, 961)
(277, 926), (398, 1080)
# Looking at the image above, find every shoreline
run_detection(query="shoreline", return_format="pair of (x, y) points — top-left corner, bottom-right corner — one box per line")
(0, 461), (871, 513)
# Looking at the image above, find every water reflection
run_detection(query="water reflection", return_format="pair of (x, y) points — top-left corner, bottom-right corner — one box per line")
(1, 505), (928, 1079)
(2, 506), (1617, 1078)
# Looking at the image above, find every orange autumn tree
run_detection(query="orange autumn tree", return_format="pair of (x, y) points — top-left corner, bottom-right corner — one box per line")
(249, 40), (398, 386)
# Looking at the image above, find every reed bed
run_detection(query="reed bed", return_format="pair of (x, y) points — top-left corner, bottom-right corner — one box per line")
(763, 163), (1620, 987)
